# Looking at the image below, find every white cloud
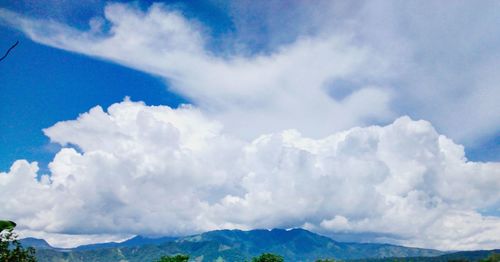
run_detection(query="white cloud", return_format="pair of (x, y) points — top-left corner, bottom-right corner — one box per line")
(0, 2), (395, 140)
(1, 100), (499, 250)
(2, 1), (499, 145)
(1, 0), (500, 251)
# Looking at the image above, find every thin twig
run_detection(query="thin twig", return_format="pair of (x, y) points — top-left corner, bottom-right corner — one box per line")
(0, 40), (19, 62)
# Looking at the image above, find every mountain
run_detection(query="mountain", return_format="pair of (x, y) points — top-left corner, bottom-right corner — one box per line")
(74, 235), (178, 251)
(435, 249), (500, 262)
(20, 235), (177, 251)
(353, 249), (500, 261)
(32, 228), (447, 261)
(19, 237), (54, 250)
(175, 228), (443, 261)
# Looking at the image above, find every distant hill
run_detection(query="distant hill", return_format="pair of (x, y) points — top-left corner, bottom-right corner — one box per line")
(29, 228), (448, 261)
(19, 237), (53, 250)
(353, 249), (500, 261)
(74, 235), (178, 251)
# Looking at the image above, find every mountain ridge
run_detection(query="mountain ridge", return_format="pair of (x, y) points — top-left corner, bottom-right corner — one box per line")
(25, 228), (451, 261)
(74, 235), (178, 251)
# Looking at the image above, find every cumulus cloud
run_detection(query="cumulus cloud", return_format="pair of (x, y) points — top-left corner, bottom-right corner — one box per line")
(1, 100), (499, 250)
(1, 0), (500, 251)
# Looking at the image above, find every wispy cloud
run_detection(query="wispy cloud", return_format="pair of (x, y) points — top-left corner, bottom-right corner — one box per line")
(2, 1), (499, 144)
(0, 3), (396, 140)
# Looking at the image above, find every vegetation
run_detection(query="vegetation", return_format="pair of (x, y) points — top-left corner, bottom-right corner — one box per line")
(33, 228), (447, 261)
(0, 220), (16, 231)
(481, 253), (500, 262)
(153, 253), (337, 262)
(0, 220), (37, 262)
(252, 253), (284, 262)
(155, 254), (189, 262)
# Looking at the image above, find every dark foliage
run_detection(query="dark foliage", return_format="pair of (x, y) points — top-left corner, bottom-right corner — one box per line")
(252, 253), (284, 262)
(0, 222), (37, 262)
(155, 254), (189, 262)
(480, 253), (500, 262)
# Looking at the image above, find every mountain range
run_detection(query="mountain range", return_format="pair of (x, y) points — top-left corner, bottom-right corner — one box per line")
(20, 228), (498, 261)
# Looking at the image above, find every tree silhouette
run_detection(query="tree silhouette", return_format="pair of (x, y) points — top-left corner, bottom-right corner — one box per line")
(252, 253), (284, 262)
(0, 220), (37, 262)
(155, 254), (189, 262)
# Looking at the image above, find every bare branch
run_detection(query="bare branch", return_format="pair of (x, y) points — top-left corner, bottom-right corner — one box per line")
(0, 40), (19, 62)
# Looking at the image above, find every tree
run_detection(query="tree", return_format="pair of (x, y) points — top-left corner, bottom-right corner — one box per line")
(0, 220), (16, 231)
(251, 253), (284, 262)
(155, 254), (190, 262)
(0, 220), (37, 262)
(316, 259), (336, 262)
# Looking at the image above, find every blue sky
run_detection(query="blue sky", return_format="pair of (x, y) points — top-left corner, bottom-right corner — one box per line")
(1, 0), (498, 172)
(0, 0), (220, 172)
(0, 0), (499, 250)
(0, 24), (187, 172)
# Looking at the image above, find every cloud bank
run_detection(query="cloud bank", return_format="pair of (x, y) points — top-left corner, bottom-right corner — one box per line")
(1, 100), (499, 250)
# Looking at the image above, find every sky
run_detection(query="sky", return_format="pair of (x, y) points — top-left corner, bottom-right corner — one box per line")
(0, 0), (499, 251)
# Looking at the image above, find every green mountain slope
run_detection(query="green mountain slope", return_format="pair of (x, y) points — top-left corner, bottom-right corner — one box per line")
(33, 228), (445, 262)
(354, 249), (500, 262)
